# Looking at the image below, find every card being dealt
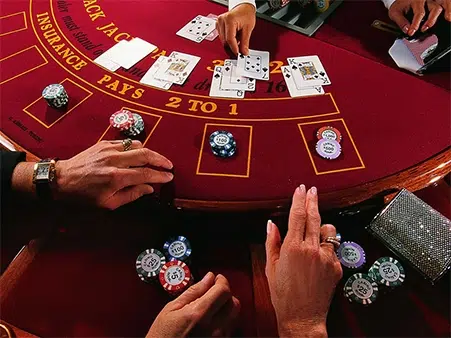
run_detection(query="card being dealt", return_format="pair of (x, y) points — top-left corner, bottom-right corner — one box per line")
(176, 15), (216, 43)
(210, 66), (245, 99)
(221, 60), (255, 91)
(236, 49), (270, 81)
(287, 55), (331, 87)
(205, 14), (219, 41)
(154, 51), (200, 85)
(281, 66), (324, 98)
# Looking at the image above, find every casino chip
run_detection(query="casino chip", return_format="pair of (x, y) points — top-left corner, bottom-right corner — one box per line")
(317, 126), (342, 143)
(163, 236), (192, 262)
(344, 273), (379, 305)
(315, 138), (341, 160)
(136, 248), (166, 282)
(124, 113), (145, 137)
(337, 241), (366, 269)
(159, 260), (192, 294)
(110, 109), (135, 131)
(209, 130), (237, 158)
(42, 84), (69, 109)
(368, 257), (405, 287)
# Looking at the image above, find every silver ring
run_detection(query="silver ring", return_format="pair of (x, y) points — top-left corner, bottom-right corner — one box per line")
(324, 236), (341, 249)
(122, 138), (133, 151)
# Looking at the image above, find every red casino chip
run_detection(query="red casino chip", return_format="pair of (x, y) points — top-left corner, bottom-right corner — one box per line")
(159, 260), (192, 294)
(316, 126), (342, 143)
(109, 109), (135, 131)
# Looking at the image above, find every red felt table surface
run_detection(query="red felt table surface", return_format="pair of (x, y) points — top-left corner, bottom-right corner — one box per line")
(0, 0), (450, 204)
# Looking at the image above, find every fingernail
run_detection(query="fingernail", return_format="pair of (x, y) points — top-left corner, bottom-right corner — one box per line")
(202, 272), (212, 282)
(299, 184), (306, 193)
(310, 186), (317, 195)
(267, 220), (273, 234)
(421, 25), (429, 32)
(402, 25), (409, 33)
(409, 28), (416, 36)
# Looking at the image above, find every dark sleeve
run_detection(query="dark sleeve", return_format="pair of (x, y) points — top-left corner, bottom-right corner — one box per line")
(1, 150), (26, 198)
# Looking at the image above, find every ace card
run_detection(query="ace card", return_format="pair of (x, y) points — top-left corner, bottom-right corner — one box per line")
(154, 51), (200, 85)
(287, 55), (331, 87)
(236, 49), (270, 80)
(221, 60), (256, 91)
(281, 66), (324, 97)
(177, 15), (216, 43)
(210, 66), (245, 99)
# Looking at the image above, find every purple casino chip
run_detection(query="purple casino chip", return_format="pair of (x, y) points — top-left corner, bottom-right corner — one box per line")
(337, 241), (366, 269)
(315, 139), (341, 160)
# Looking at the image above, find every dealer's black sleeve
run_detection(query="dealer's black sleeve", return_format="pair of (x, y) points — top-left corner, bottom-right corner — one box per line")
(1, 150), (26, 200)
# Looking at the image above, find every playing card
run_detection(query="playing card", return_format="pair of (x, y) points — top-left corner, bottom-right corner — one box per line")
(176, 15), (216, 43)
(236, 49), (270, 81)
(402, 34), (438, 66)
(287, 55), (331, 87)
(154, 51), (200, 85)
(281, 66), (324, 98)
(205, 14), (219, 41)
(210, 66), (245, 99)
(94, 40), (128, 71)
(140, 56), (172, 90)
(113, 37), (157, 69)
(221, 60), (256, 91)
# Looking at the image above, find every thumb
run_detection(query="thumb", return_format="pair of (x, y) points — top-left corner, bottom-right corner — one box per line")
(390, 9), (411, 33)
(239, 25), (252, 55)
(171, 272), (215, 308)
(265, 220), (281, 278)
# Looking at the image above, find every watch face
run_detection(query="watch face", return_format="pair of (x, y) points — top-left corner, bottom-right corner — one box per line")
(36, 164), (50, 180)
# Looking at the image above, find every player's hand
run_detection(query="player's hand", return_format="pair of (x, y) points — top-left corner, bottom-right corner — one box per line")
(146, 272), (241, 338)
(217, 3), (256, 55)
(265, 185), (343, 338)
(389, 0), (451, 36)
(55, 140), (173, 210)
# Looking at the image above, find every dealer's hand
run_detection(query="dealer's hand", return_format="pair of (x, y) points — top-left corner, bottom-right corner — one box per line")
(54, 140), (173, 209)
(146, 272), (241, 338)
(389, 0), (451, 36)
(217, 3), (256, 55)
(265, 185), (343, 338)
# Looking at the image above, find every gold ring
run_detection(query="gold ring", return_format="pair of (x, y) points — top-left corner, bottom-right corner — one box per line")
(122, 138), (133, 151)
(324, 236), (341, 249)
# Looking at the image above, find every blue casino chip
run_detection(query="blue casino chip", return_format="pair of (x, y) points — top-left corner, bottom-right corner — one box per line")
(163, 236), (192, 262)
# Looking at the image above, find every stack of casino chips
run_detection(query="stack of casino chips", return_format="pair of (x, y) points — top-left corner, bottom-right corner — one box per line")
(159, 260), (194, 297)
(268, 0), (290, 9)
(163, 236), (192, 263)
(343, 273), (379, 305)
(337, 241), (366, 269)
(209, 130), (237, 158)
(315, 126), (342, 160)
(135, 248), (166, 283)
(42, 84), (69, 109)
(109, 109), (145, 137)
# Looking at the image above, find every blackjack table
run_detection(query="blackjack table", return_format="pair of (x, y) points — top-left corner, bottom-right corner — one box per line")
(1, 1), (451, 337)
(0, 0), (450, 211)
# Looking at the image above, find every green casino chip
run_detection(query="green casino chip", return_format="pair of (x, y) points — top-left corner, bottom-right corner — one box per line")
(368, 257), (405, 287)
(136, 248), (166, 280)
(344, 273), (378, 305)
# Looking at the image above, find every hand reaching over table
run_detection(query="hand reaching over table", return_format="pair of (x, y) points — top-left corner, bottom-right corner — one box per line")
(217, 3), (256, 55)
(146, 272), (240, 338)
(265, 185), (343, 338)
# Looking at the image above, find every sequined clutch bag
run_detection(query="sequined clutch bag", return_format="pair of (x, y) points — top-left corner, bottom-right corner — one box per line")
(367, 189), (451, 283)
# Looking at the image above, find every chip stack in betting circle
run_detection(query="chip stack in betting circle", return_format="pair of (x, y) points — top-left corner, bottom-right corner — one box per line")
(124, 113), (145, 137)
(163, 236), (192, 262)
(136, 248), (166, 283)
(316, 126), (342, 160)
(110, 109), (134, 131)
(337, 241), (366, 269)
(42, 84), (69, 109)
(209, 130), (237, 158)
(344, 273), (379, 305)
(368, 257), (405, 287)
(159, 260), (193, 296)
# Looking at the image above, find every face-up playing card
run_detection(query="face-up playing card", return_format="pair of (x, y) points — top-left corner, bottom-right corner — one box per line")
(154, 51), (200, 85)
(113, 37), (157, 70)
(221, 60), (256, 91)
(236, 49), (270, 81)
(287, 55), (331, 87)
(402, 34), (438, 66)
(205, 14), (219, 41)
(176, 15), (216, 43)
(94, 40), (128, 71)
(281, 66), (324, 98)
(210, 66), (245, 99)
(140, 56), (172, 90)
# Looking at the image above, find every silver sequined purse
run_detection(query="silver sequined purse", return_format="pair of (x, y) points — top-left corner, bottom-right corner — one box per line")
(366, 189), (451, 283)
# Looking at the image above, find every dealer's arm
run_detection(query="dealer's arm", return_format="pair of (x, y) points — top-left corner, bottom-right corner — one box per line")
(1, 141), (174, 210)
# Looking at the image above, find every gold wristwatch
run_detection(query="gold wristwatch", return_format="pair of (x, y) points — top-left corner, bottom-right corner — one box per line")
(32, 158), (58, 199)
